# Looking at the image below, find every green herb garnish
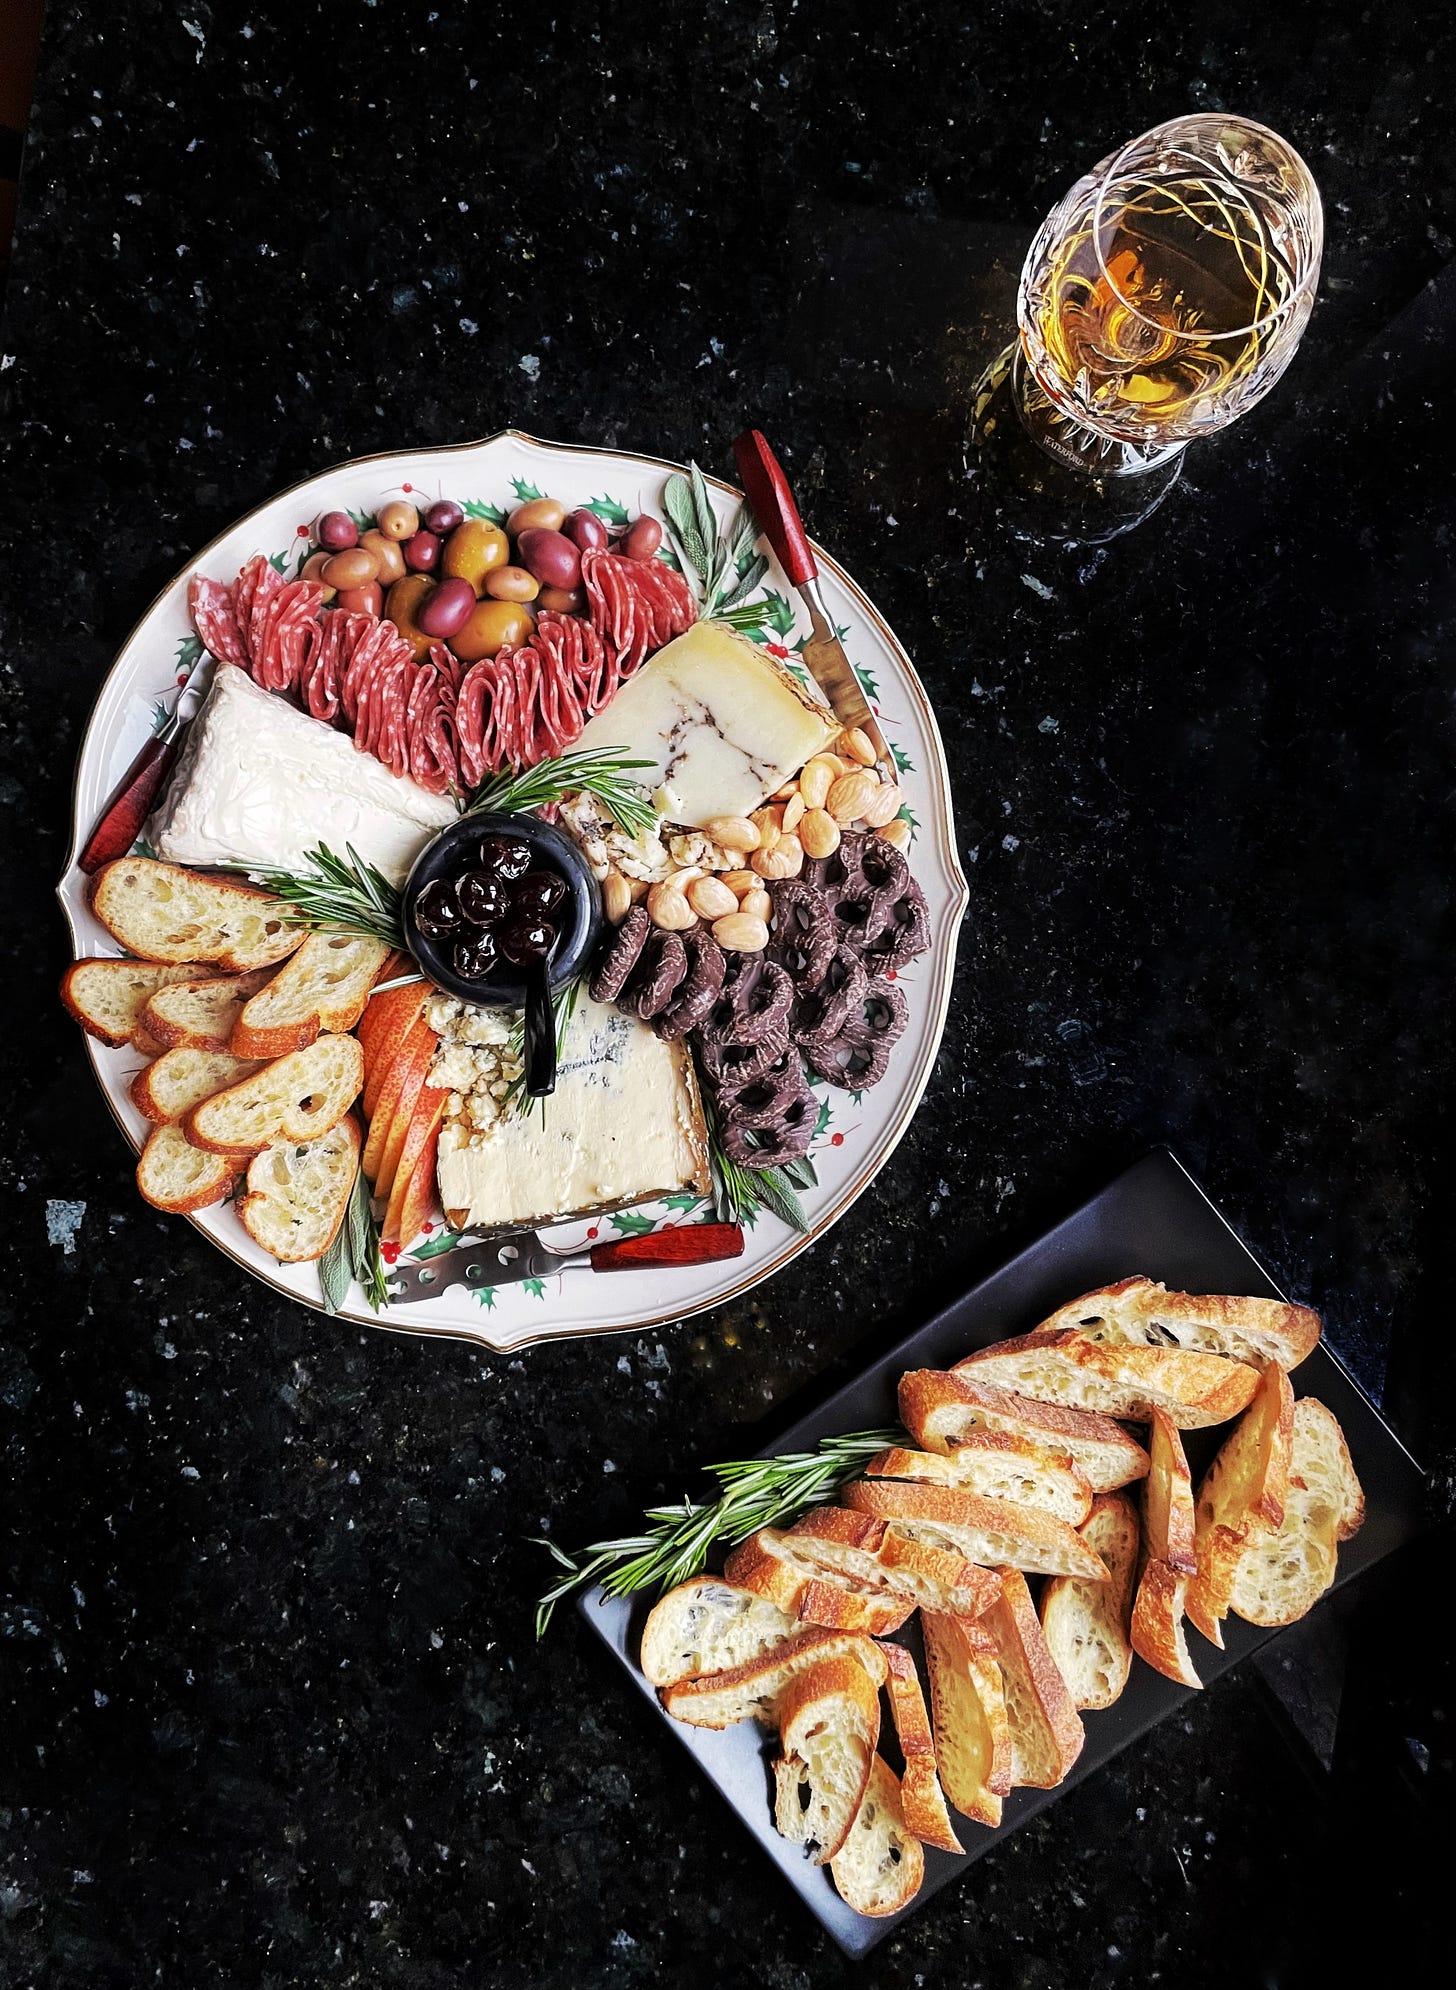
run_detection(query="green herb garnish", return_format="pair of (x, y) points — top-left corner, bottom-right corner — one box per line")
(663, 462), (769, 619)
(240, 843), (407, 950)
(703, 1092), (814, 1235)
(318, 1165), (390, 1315)
(463, 747), (658, 841)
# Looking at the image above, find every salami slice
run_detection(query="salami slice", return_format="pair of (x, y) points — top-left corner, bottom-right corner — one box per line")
(188, 575), (246, 665)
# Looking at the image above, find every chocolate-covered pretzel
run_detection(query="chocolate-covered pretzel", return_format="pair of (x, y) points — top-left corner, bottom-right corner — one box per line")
(717, 1054), (816, 1166)
(789, 943), (869, 1049)
(767, 879), (837, 986)
(589, 905), (651, 1002)
(707, 955), (795, 1046)
(861, 875), (930, 973)
(696, 1023), (792, 1089)
(631, 930), (689, 1019)
(654, 929), (726, 1040)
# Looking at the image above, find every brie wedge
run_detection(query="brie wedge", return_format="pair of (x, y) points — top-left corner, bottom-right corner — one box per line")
(149, 664), (457, 884)
(573, 620), (837, 826)
(435, 994), (711, 1231)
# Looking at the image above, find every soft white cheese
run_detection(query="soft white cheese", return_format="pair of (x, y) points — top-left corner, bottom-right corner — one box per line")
(435, 994), (710, 1229)
(573, 621), (838, 827)
(149, 664), (458, 884)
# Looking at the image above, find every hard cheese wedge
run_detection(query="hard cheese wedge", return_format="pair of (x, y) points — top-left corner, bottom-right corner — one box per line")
(435, 995), (711, 1230)
(150, 664), (457, 884)
(573, 620), (838, 827)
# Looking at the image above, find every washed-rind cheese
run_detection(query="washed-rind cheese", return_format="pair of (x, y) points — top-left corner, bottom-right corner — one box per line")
(149, 665), (457, 884)
(435, 994), (711, 1230)
(573, 621), (838, 827)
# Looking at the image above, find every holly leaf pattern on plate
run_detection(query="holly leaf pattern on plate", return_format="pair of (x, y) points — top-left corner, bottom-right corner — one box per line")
(610, 1211), (658, 1237)
(509, 477), (543, 503)
(463, 498), (507, 525)
(585, 495), (630, 526)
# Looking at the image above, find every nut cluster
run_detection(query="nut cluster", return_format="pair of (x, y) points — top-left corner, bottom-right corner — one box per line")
(598, 729), (908, 955)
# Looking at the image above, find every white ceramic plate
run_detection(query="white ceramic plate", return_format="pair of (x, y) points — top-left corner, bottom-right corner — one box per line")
(61, 431), (969, 1352)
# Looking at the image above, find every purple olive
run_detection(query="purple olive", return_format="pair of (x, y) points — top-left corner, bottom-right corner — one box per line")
(500, 914), (555, 964)
(516, 527), (582, 593)
(424, 499), (465, 536)
(564, 508), (608, 553)
(457, 868), (509, 925)
(403, 529), (440, 573)
(316, 509), (359, 551)
(417, 575), (476, 639)
(514, 868), (568, 916)
(413, 877), (462, 938)
(478, 835), (533, 880)
(453, 930), (500, 980)
(620, 514), (663, 561)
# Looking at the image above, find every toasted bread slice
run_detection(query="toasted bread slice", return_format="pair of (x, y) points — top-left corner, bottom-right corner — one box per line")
(135, 1123), (236, 1214)
(828, 1755), (925, 1918)
(723, 1531), (914, 1636)
(865, 1433), (1093, 1526)
(143, 969), (276, 1051)
(230, 932), (391, 1058)
(899, 1369), (1150, 1492)
(61, 958), (206, 1046)
(881, 1643), (962, 1853)
(131, 1048), (263, 1123)
(986, 1568), (1085, 1787)
(639, 1577), (798, 1689)
(1186, 1364), (1295, 1646)
(1040, 1492), (1140, 1710)
(661, 1628), (888, 1729)
(1130, 1558), (1202, 1689)
(843, 1481), (1109, 1582)
(1144, 1408), (1197, 1572)
(90, 858), (302, 971)
(772, 1655), (882, 1864)
(132, 1025), (171, 1060)
(920, 1611), (1011, 1827)
(1036, 1275), (1321, 1373)
(238, 1117), (360, 1262)
(956, 1330), (1260, 1430)
(185, 1034), (364, 1155)
(736, 1507), (999, 1624)
(1228, 1398), (1364, 1628)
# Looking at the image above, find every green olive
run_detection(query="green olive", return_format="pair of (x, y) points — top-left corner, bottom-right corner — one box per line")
(376, 499), (420, 541)
(484, 564), (541, 602)
(449, 596), (535, 662)
(441, 519), (509, 590)
(322, 546), (380, 589)
(360, 528), (406, 585)
(506, 497), (566, 535)
(384, 573), (437, 658)
(301, 551), (337, 602)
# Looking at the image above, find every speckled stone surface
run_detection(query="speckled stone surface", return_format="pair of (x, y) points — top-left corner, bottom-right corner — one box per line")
(1, 3), (1452, 1983)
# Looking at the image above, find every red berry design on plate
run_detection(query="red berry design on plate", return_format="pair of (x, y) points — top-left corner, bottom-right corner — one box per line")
(830, 1132), (845, 1147)
(380, 1240), (401, 1264)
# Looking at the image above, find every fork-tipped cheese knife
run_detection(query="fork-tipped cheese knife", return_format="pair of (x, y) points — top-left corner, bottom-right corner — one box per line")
(384, 1219), (746, 1304)
(79, 653), (213, 874)
(731, 428), (892, 771)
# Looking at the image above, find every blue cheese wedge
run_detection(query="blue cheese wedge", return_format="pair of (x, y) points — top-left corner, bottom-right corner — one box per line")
(149, 664), (457, 884)
(573, 620), (838, 827)
(434, 993), (711, 1230)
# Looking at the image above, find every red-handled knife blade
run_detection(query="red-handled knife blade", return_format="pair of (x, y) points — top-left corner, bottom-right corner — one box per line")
(383, 1221), (745, 1304)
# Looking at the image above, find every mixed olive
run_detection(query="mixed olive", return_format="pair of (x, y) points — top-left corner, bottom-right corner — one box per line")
(414, 833), (570, 985)
(302, 491), (667, 667)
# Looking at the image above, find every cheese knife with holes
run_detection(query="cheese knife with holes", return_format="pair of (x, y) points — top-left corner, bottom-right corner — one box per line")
(384, 1220), (746, 1303)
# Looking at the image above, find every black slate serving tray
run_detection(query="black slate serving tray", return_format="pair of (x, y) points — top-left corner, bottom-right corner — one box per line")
(580, 1151), (1426, 1957)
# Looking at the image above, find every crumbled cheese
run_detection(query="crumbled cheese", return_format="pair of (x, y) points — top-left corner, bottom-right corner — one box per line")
(427, 994), (524, 1150)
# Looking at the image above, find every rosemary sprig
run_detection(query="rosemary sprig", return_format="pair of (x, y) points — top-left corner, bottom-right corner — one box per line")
(663, 464), (769, 620)
(240, 843), (406, 950)
(318, 1165), (391, 1315)
(703, 1091), (814, 1235)
(533, 1428), (902, 1636)
(464, 748), (659, 840)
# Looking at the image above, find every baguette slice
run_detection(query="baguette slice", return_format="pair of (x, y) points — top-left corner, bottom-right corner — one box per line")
(639, 1577), (798, 1689)
(843, 1481), (1109, 1582)
(131, 1048), (263, 1123)
(230, 932), (391, 1058)
(881, 1643), (962, 1853)
(135, 1123), (236, 1214)
(1036, 1275), (1322, 1373)
(772, 1655), (882, 1864)
(985, 1568), (1085, 1787)
(1040, 1492), (1140, 1710)
(1186, 1364), (1295, 1647)
(899, 1369), (1149, 1492)
(60, 958), (205, 1046)
(865, 1433), (1093, 1526)
(661, 1628), (888, 1730)
(90, 858), (302, 971)
(185, 1034), (364, 1155)
(1227, 1398), (1364, 1628)
(733, 1507), (999, 1623)
(1144, 1407), (1197, 1572)
(920, 1611), (1011, 1827)
(238, 1117), (360, 1262)
(722, 1533), (912, 1636)
(828, 1755), (925, 1918)
(956, 1330), (1260, 1430)
(1130, 1557), (1202, 1689)
(143, 969), (276, 1051)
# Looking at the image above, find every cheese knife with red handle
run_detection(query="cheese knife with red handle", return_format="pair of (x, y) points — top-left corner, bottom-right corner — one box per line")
(383, 1219), (746, 1303)
(78, 653), (213, 874)
(731, 428), (892, 771)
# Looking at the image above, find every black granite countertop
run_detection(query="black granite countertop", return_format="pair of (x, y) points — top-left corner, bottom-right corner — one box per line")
(2, 3), (1452, 1983)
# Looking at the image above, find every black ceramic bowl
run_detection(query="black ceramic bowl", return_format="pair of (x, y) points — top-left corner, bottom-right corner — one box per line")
(401, 812), (603, 1009)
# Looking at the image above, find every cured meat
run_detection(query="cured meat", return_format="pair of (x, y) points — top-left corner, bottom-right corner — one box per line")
(581, 547), (695, 677)
(188, 575), (246, 666)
